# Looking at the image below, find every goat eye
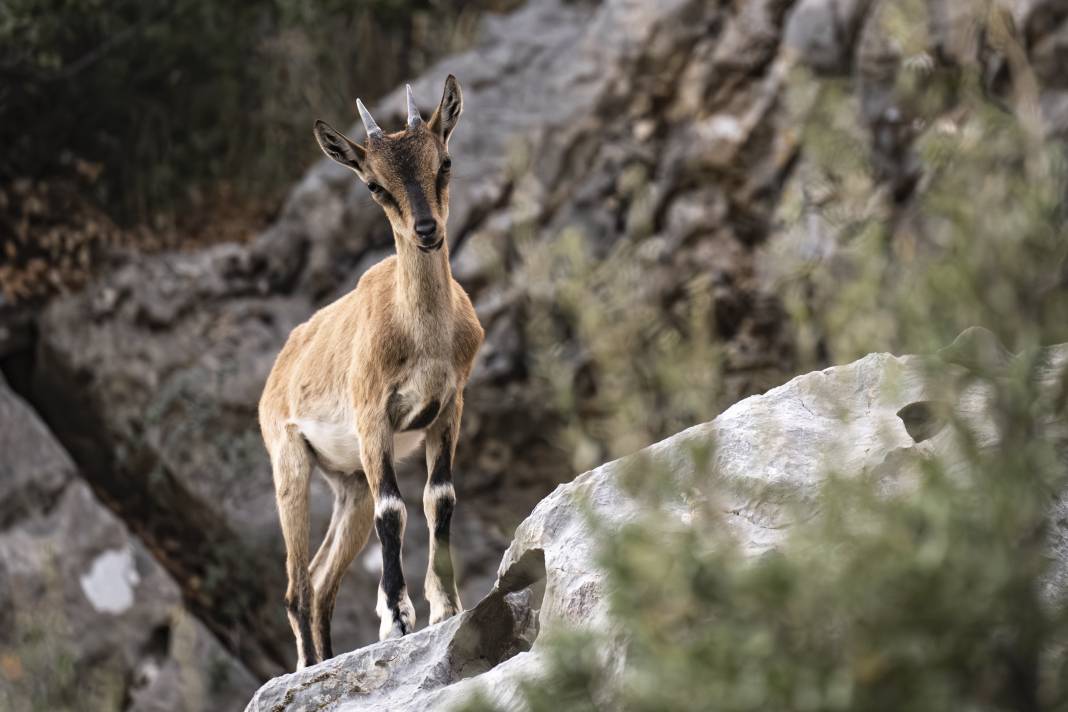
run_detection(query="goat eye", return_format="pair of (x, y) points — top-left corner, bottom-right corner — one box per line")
(367, 182), (382, 194)
(441, 157), (452, 171)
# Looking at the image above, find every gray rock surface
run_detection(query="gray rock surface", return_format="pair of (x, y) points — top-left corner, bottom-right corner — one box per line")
(0, 374), (258, 711)
(245, 340), (1068, 711)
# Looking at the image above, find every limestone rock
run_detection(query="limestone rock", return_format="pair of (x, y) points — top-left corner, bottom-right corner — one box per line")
(246, 342), (1068, 710)
(0, 375), (258, 710)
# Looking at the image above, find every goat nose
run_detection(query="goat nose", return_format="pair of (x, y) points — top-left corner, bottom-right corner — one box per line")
(415, 219), (436, 239)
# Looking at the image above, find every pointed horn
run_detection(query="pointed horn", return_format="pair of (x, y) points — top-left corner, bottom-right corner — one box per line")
(406, 84), (422, 127)
(355, 98), (382, 138)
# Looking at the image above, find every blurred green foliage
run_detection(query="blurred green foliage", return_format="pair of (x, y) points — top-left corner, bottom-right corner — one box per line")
(775, 60), (1068, 364)
(520, 227), (725, 471)
(0, 0), (501, 223)
(461, 2), (1068, 710)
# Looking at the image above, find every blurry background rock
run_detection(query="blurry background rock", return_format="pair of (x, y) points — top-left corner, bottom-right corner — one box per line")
(2, 0), (1068, 709)
(0, 373), (257, 711)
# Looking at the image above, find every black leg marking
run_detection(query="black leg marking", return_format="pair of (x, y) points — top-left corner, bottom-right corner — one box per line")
(286, 595), (317, 665)
(433, 495), (454, 544)
(376, 508), (405, 609)
(428, 430), (453, 486)
(317, 604), (334, 660)
(378, 452), (402, 500)
(404, 399), (441, 431)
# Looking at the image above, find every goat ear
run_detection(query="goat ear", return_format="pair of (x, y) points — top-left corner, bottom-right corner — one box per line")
(428, 75), (463, 146)
(314, 120), (368, 178)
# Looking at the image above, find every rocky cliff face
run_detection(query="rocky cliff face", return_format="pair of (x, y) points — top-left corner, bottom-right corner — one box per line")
(244, 334), (1068, 711)
(3, 0), (1068, 706)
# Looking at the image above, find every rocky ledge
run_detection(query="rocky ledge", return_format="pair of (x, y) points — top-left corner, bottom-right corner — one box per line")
(246, 330), (1068, 711)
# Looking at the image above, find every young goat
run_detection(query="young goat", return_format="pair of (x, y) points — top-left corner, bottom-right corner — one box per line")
(259, 75), (483, 669)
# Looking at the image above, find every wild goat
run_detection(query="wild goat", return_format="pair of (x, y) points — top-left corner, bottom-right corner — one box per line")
(258, 75), (483, 670)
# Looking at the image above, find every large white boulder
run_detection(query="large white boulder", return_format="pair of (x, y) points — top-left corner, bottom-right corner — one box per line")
(247, 335), (1067, 710)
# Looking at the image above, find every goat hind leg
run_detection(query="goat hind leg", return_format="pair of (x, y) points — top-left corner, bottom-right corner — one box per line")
(309, 472), (374, 660)
(270, 425), (317, 669)
(306, 484), (341, 659)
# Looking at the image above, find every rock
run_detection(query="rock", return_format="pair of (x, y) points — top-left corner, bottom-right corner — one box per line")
(245, 342), (1068, 710)
(895, 400), (949, 443)
(245, 588), (540, 712)
(785, 0), (868, 72)
(936, 325), (1015, 373)
(0, 374), (258, 711)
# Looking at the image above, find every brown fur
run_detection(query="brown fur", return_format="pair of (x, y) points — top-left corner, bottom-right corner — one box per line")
(259, 76), (482, 669)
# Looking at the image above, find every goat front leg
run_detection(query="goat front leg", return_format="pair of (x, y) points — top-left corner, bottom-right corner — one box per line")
(359, 418), (416, 639)
(423, 395), (463, 625)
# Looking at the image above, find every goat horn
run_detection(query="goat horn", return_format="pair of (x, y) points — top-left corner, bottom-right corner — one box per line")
(355, 98), (383, 139)
(406, 84), (423, 127)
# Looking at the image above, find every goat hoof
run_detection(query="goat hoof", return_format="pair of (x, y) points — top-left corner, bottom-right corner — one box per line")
(382, 620), (410, 639)
(295, 655), (321, 672)
(429, 602), (462, 625)
(379, 594), (416, 640)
